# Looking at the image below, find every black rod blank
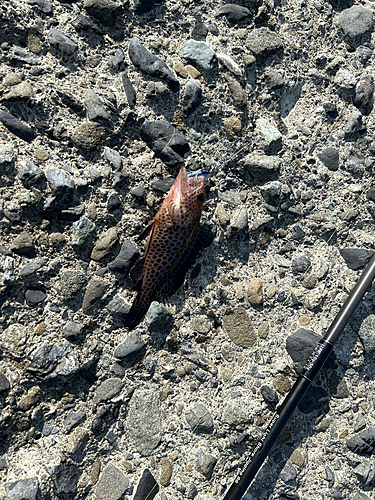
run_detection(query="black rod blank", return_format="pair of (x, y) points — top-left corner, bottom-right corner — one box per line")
(223, 252), (375, 500)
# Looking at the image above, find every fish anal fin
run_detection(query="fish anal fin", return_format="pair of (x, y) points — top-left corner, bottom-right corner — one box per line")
(123, 291), (151, 330)
(129, 256), (146, 284)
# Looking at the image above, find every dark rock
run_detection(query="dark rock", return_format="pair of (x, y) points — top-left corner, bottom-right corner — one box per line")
(52, 464), (81, 496)
(140, 120), (189, 167)
(47, 28), (78, 56)
(63, 321), (84, 338)
(336, 5), (373, 42)
(108, 239), (139, 274)
(367, 186), (375, 203)
(72, 121), (105, 150)
(325, 466), (335, 487)
(106, 294), (131, 317)
(134, 0), (158, 14)
(133, 469), (159, 500)
(27, 0), (53, 14)
(0, 373), (10, 392)
(292, 254), (312, 275)
(60, 204), (85, 221)
(121, 71), (137, 107)
(347, 427), (375, 455)
(56, 90), (84, 114)
(286, 328), (337, 373)
(246, 27), (284, 62)
(340, 248), (374, 270)
(40, 422), (59, 436)
(5, 477), (39, 500)
(260, 384), (279, 407)
(323, 102), (337, 114)
(215, 4), (251, 24)
(129, 38), (179, 92)
(317, 147), (339, 171)
(290, 224), (305, 241)
(358, 45), (373, 64)
(145, 302), (174, 333)
(71, 14), (102, 33)
(85, 89), (111, 121)
(25, 289), (46, 306)
(0, 109), (36, 142)
(192, 20), (208, 41)
(145, 81), (170, 99)
(354, 76), (374, 115)
(10, 231), (34, 256)
(114, 331), (147, 359)
(151, 177), (175, 193)
(358, 315), (375, 357)
(45, 168), (76, 210)
(107, 193), (122, 210)
(95, 464), (129, 500)
(82, 277), (108, 313)
(93, 377), (123, 404)
(181, 78), (202, 115)
(83, 0), (123, 26)
(71, 216), (96, 249)
(91, 404), (111, 435)
(20, 258), (47, 277)
(17, 160), (46, 189)
(28, 342), (64, 375)
(108, 48), (125, 70)
(0, 458), (7, 470)
(298, 385), (329, 414)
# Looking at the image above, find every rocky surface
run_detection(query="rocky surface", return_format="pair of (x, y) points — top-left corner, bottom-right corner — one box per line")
(1, 1), (375, 500)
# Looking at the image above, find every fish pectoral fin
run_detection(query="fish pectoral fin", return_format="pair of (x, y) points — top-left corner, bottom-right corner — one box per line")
(153, 225), (213, 302)
(137, 220), (155, 241)
(129, 256), (146, 284)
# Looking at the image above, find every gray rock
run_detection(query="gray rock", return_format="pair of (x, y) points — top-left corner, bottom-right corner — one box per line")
(353, 493), (371, 500)
(181, 78), (202, 115)
(279, 461), (297, 483)
(185, 402), (214, 432)
(3, 256), (16, 285)
(5, 477), (39, 500)
(339, 248), (374, 270)
(63, 321), (84, 339)
(95, 463), (129, 500)
(0, 144), (15, 167)
(195, 450), (217, 476)
(11, 46), (40, 65)
(133, 469), (159, 500)
(264, 67), (285, 90)
(355, 414), (367, 433)
(93, 378), (123, 404)
(217, 52), (243, 78)
(127, 390), (161, 455)
(129, 38), (179, 92)
(180, 343), (210, 370)
(192, 20), (209, 41)
(45, 168), (76, 209)
(63, 408), (86, 431)
(222, 402), (249, 426)
(145, 81), (170, 99)
(71, 215), (96, 248)
(261, 181), (282, 203)
(60, 204), (85, 222)
(114, 331), (147, 359)
(179, 39), (217, 73)
(104, 146), (122, 170)
(85, 89), (111, 121)
(318, 147), (340, 171)
(17, 160), (46, 189)
(358, 315), (375, 356)
(347, 427), (375, 455)
(108, 240), (140, 274)
(256, 118), (282, 154)
(325, 465), (335, 487)
(354, 76), (374, 115)
(52, 463), (80, 496)
(334, 69), (357, 89)
(84, 0), (123, 26)
(240, 153), (281, 181)
(260, 384), (279, 407)
(82, 277), (108, 313)
(286, 328), (322, 374)
(27, 0), (53, 14)
(47, 28), (78, 56)
(10, 231), (34, 256)
(0, 373), (10, 392)
(215, 4), (251, 24)
(20, 258), (47, 277)
(91, 227), (118, 261)
(140, 120), (189, 167)
(231, 206), (248, 230)
(27, 341), (76, 376)
(60, 268), (87, 299)
(218, 190), (240, 206)
(121, 71), (137, 107)
(336, 5), (373, 41)
(145, 301), (174, 333)
(246, 27), (284, 62)
(106, 294), (131, 318)
(108, 48), (125, 70)
(292, 254), (312, 274)
(0, 457), (7, 470)
(345, 109), (362, 135)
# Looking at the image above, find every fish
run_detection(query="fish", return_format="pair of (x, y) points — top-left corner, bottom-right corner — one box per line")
(123, 165), (211, 330)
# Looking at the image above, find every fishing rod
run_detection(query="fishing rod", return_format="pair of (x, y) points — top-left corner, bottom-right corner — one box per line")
(223, 252), (375, 500)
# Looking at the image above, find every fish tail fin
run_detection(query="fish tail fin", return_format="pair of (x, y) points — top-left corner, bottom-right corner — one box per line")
(123, 292), (151, 330)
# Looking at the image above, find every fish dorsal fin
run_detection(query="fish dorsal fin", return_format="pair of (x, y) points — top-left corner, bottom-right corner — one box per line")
(129, 256), (146, 284)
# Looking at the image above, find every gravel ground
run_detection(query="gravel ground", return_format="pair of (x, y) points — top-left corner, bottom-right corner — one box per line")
(1, 0), (375, 499)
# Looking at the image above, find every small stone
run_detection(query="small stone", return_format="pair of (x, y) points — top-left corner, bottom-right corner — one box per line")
(195, 451), (217, 476)
(127, 390), (161, 456)
(91, 227), (118, 261)
(93, 378), (123, 404)
(299, 315), (310, 326)
(45, 168), (76, 209)
(91, 459), (101, 485)
(108, 48), (125, 70)
(246, 27), (284, 62)
(145, 302), (174, 333)
(302, 274), (317, 289)
(304, 283), (325, 310)
(264, 67), (284, 90)
(82, 277), (108, 314)
(215, 203), (230, 225)
(217, 52), (243, 78)
(317, 147), (340, 171)
(181, 78), (202, 115)
(114, 332), (146, 359)
(354, 76), (374, 115)
(289, 449), (305, 467)
(260, 180), (282, 203)
(334, 69), (357, 89)
(3, 257), (16, 285)
(33, 148), (49, 161)
(185, 402), (214, 432)
(10, 231), (34, 256)
(104, 147), (122, 170)
(86, 89), (111, 121)
(231, 206), (248, 230)
(260, 384), (279, 407)
(140, 120), (189, 167)
(66, 427), (89, 455)
(47, 28), (78, 56)
(336, 5), (374, 41)
(2, 81), (34, 101)
(133, 469), (159, 500)
(223, 73), (247, 107)
(27, 32), (43, 53)
(71, 215), (96, 248)
(72, 122), (105, 150)
(63, 408), (86, 431)
(63, 321), (83, 339)
(18, 386), (42, 411)
(17, 160), (46, 189)
(222, 307), (256, 348)
(146, 82), (170, 99)
(5, 478), (39, 500)
(292, 254), (312, 275)
(107, 193), (121, 211)
(354, 460), (371, 481)
(25, 288), (46, 306)
(121, 71), (137, 107)
(340, 248), (373, 271)
(247, 278), (263, 305)
(256, 118), (282, 154)
(174, 62), (188, 78)
(345, 109), (363, 135)
(224, 117), (242, 136)
(358, 315), (375, 357)
(347, 427), (375, 455)
(279, 461), (297, 483)
(0, 373), (10, 392)
(11, 46), (40, 65)
(240, 153), (281, 181)
(95, 463), (129, 500)
(215, 4), (251, 24)
(354, 414), (367, 433)
(159, 458), (173, 487)
(179, 39), (217, 73)
(20, 258), (47, 277)
(222, 401), (249, 426)
(84, 0), (123, 27)
(186, 65), (202, 79)
(273, 374), (291, 395)
(108, 240), (139, 274)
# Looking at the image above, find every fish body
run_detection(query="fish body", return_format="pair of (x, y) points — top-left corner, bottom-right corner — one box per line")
(124, 166), (206, 330)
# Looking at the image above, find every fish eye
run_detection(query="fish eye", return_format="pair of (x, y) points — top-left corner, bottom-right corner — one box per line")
(197, 193), (204, 203)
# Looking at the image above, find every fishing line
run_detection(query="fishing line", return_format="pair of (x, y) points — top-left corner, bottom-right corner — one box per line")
(138, 154), (374, 500)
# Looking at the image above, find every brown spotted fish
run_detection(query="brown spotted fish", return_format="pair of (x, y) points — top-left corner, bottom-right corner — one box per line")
(124, 166), (210, 330)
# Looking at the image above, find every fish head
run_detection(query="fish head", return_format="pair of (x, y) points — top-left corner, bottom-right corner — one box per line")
(165, 166), (205, 226)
